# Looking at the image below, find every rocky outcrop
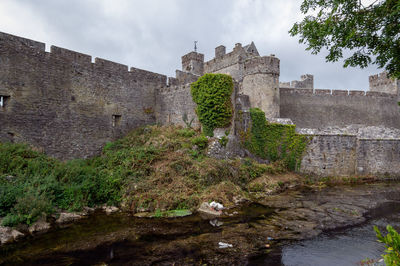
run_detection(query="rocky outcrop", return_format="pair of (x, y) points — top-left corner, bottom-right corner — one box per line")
(0, 226), (24, 245)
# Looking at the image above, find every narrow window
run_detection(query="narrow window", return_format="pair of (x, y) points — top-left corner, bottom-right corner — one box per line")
(112, 115), (121, 127)
(0, 95), (10, 109)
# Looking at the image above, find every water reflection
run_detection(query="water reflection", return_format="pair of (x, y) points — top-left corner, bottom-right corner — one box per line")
(282, 213), (400, 266)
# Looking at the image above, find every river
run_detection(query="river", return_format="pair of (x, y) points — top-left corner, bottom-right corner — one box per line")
(1, 182), (399, 265)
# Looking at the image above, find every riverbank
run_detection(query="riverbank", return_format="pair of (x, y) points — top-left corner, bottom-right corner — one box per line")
(1, 182), (399, 265)
(0, 125), (292, 245)
(2, 125), (399, 264)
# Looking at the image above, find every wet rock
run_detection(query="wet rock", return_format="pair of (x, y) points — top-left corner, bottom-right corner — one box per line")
(103, 206), (119, 215)
(83, 206), (96, 214)
(0, 226), (24, 245)
(56, 212), (84, 224)
(233, 196), (247, 205)
(198, 202), (222, 219)
(133, 212), (151, 218)
(28, 218), (51, 234)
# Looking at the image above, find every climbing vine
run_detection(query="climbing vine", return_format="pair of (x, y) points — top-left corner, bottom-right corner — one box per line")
(244, 108), (309, 171)
(191, 74), (233, 136)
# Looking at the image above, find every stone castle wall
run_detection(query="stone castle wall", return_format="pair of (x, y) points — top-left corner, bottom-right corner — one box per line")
(369, 71), (399, 95)
(1, 31), (399, 178)
(0, 32), (167, 159)
(155, 83), (199, 128)
(279, 74), (314, 89)
(300, 134), (400, 177)
(300, 135), (357, 176)
(280, 87), (400, 129)
(204, 43), (256, 81)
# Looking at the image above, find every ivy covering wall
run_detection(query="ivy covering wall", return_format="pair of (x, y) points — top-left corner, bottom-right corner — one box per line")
(191, 74), (233, 136)
(244, 108), (309, 171)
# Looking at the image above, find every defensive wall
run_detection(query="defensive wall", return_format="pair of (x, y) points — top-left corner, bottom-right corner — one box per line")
(280, 87), (400, 129)
(1, 31), (399, 178)
(369, 71), (400, 95)
(279, 74), (314, 89)
(300, 134), (400, 177)
(0, 32), (167, 159)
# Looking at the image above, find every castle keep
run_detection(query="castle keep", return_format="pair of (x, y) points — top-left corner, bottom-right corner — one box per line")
(1, 32), (399, 177)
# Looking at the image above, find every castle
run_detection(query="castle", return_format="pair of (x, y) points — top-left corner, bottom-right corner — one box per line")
(0, 31), (399, 177)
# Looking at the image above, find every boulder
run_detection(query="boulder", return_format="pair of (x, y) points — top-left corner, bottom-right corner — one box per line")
(28, 218), (51, 234)
(103, 206), (119, 215)
(198, 202), (222, 220)
(0, 226), (24, 245)
(56, 212), (84, 224)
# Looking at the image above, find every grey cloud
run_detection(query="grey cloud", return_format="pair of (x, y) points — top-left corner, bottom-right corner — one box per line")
(0, 0), (381, 90)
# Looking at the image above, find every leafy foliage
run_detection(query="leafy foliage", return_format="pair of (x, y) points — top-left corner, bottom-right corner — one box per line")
(191, 135), (209, 150)
(219, 136), (228, 147)
(191, 74), (234, 136)
(375, 225), (400, 265)
(290, 0), (400, 78)
(244, 108), (309, 171)
(0, 125), (288, 227)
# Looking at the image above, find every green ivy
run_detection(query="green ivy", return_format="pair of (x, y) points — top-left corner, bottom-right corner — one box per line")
(244, 108), (309, 171)
(219, 136), (228, 147)
(191, 74), (233, 136)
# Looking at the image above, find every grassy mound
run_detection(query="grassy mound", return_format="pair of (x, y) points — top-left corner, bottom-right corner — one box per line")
(0, 126), (287, 227)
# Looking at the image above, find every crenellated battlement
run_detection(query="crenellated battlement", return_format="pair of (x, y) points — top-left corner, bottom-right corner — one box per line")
(1, 30), (400, 162)
(50, 46), (92, 66)
(280, 74), (314, 89)
(243, 56), (280, 76)
(0, 31), (45, 51)
(0, 31), (169, 88)
(0, 31), (169, 159)
(369, 71), (399, 95)
(280, 87), (397, 99)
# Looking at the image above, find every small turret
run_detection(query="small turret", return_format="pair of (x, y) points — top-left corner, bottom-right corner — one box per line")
(181, 51), (204, 76)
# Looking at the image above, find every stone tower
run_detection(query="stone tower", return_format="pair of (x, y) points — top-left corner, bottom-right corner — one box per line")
(181, 51), (204, 76)
(242, 56), (280, 118)
(369, 71), (399, 97)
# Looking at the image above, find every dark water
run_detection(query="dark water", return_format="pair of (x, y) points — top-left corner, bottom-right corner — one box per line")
(1, 199), (399, 265)
(281, 212), (400, 266)
(0, 203), (274, 265)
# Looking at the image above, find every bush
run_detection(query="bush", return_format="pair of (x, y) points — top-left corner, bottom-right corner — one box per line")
(219, 136), (228, 147)
(177, 128), (196, 138)
(191, 74), (234, 136)
(374, 225), (400, 265)
(192, 135), (208, 150)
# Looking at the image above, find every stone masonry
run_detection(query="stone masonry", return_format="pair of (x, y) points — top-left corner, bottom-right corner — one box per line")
(0, 31), (399, 177)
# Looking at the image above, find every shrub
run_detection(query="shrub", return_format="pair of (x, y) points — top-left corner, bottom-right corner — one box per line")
(191, 74), (234, 136)
(192, 135), (208, 150)
(219, 136), (228, 147)
(177, 128), (196, 138)
(374, 225), (400, 265)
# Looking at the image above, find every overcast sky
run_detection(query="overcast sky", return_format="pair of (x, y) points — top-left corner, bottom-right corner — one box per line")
(0, 0), (382, 90)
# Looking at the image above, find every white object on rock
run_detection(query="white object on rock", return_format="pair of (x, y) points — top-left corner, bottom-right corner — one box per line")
(198, 202), (222, 219)
(210, 201), (224, 211)
(218, 242), (233, 248)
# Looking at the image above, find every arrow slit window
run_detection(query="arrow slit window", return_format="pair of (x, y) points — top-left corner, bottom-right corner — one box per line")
(0, 95), (9, 109)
